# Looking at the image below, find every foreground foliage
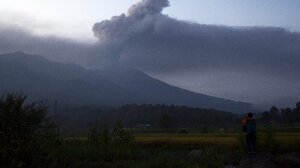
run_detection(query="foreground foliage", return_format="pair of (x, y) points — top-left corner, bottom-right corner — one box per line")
(0, 93), (57, 167)
(1, 93), (299, 167)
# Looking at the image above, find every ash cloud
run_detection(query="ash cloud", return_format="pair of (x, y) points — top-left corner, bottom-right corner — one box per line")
(92, 0), (169, 43)
(0, 25), (90, 65)
(127, 0), (169, 17)
(92, 0), (300, 75)
(1, 0), (300, 106)
(91, 0), (300, 105)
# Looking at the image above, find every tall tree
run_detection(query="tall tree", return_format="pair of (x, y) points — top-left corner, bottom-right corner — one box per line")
(0, 93), (55, 167)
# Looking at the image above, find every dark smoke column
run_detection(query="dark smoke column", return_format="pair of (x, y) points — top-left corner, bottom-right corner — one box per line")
(92, 0), (170, 43)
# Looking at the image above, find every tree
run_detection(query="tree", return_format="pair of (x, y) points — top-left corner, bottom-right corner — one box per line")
(160, 114), (172, 130)
(269, 106), (279, 122)
(280, 108), (293, 124)
(0, 93), (55, 167)
(262, 111), (271, 123)
(294, 102), (300, 122)
(296, 102), (300, 111)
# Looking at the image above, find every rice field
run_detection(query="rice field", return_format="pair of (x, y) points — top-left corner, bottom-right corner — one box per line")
(53, 131), (300, 167)
(135, 133), (238, 148)
(65, 132), (300, 151)
(136, 133), (300, 150)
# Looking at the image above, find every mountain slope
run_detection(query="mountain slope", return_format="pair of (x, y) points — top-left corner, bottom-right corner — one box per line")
(0, 51), (253, 112)
(99, 68), (253, 112)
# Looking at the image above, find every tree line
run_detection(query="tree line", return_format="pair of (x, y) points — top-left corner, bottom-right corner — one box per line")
(261, 102), (300, 124)
(53, 104), (237, 133)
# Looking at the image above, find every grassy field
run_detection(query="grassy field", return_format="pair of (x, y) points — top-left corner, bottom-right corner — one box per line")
(136, 132), (300, 154)
(135, 133), (239, 148)
(65, 132), (300, 151)
(53, 131), (299, 167)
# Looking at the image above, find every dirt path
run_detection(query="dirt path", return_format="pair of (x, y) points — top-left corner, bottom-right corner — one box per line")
(239, 154), (276, 168)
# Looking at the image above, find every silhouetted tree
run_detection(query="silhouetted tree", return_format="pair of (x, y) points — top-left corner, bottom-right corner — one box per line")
(262, 111), (271, 123)
(261, 102), (300, 124)
(293, 102), (300, 122)
(296, 102), (300, 110)
(160, 114), (172, 130)
(269, 106), (280, 122)
(0, 93), (55, 167)
(281, 108), (293, 124)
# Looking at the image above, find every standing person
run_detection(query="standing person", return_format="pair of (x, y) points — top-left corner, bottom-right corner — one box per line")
(246, 113), (256, 154)
(241, 114), (248, 133)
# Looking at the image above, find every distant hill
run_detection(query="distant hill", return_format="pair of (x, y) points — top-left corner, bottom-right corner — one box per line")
(0, 51), (253, 113)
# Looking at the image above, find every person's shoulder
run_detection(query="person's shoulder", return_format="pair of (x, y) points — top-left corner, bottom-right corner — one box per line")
(251, 119), (257, 124)
(248, 118), (256, 123)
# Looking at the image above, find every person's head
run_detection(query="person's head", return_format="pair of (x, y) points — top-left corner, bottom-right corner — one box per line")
(247, 112), (253, 118)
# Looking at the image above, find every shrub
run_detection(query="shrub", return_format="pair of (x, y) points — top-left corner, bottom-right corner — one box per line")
(87, 121), (135, 159)
(261, 126), (279, 152)
(237, 131), (247, 153)
(88, 125), (111, 152)
(0, 93), (56, 167)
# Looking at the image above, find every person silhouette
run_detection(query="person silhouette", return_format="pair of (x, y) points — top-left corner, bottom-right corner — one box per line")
(245, 112), (256, 154)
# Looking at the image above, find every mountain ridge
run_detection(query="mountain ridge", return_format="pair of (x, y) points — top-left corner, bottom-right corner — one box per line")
(0, 51), (253, 113)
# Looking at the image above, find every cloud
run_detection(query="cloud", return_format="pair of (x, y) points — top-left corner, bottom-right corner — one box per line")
(0, 0), (300, 106)
(92, 0), (169, 43)
(127, 0), (169, 17)
(91, 0), (300, 105)
(92, 0), (300, 74)
(0, 22), (92, 65)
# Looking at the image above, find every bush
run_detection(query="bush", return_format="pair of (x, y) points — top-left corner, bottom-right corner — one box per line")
(0, 93), (56, 167)
(88, 121), (135, 159)
(88, 125), (111, 152)
(237, 132), (247, 153)
(261, 126), (279, 152)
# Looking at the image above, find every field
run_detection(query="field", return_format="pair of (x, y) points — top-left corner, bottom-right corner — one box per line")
(52, 131), (300, 168)
(137, 133), (299, 149)
(66, 132), (300, 151)
(2, 94), (300, 167)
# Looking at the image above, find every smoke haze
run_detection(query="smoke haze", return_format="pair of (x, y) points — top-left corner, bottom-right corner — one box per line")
(1, 0), (300, 107)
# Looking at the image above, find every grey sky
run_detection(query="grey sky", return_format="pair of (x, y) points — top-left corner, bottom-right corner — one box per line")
(165, 0), (300, 32)
(1, 0), (300, 41)
(1, 0), (300, 107)
(90, 0), (300, 107)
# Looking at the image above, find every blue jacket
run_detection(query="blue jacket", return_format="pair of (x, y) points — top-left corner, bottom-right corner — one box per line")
(247, 119), (256, 134)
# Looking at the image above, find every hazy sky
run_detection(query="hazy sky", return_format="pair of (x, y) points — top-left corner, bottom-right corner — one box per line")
(1, 0), (300, 107)
(1, 0), (300, 41)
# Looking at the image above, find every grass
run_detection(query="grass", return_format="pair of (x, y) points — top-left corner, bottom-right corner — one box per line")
(45, 131), (300, 167)
(135, 134), (237, 148)
(64, 132), (300, 151)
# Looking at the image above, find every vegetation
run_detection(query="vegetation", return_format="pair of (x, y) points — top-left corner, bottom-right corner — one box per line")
(0, 93), (56, 167)
(261, 102), (300, 124)
(44, 131), (300, 168)
(1, 93), (300, 167)
(54, 104), (237, 133)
